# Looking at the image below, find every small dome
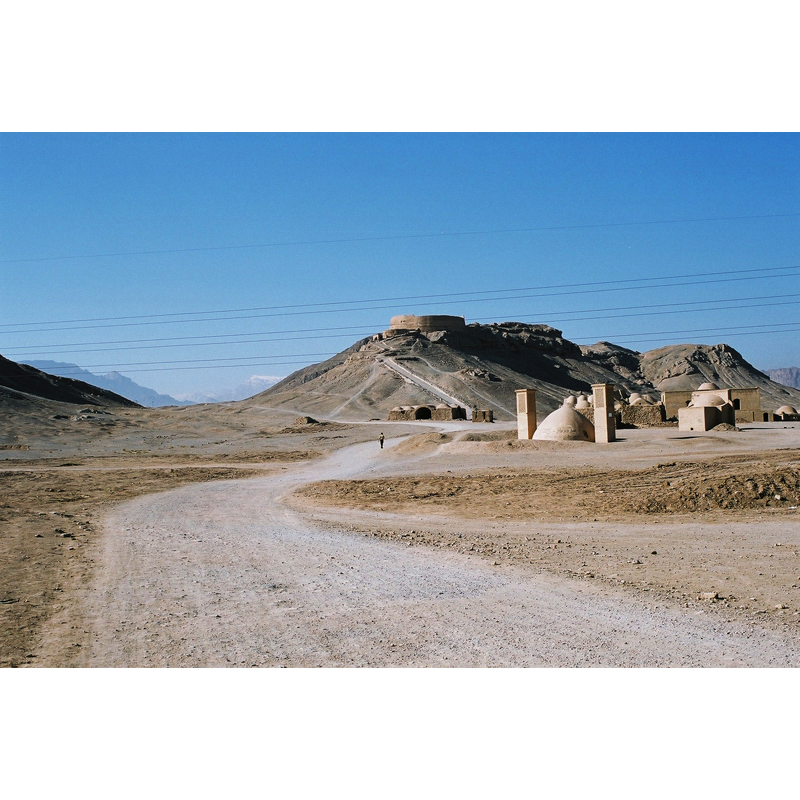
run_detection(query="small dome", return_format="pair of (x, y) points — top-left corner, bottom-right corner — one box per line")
(697, 382), (720, 390)
(435, 404), (449, 409)
(533, 405), (595, 442)
(575, 395), (591, 409)
(776, 405), (797, 415)
(692, 394), (727, 407)
(564, 395), (577, 407)
(391, 406), (403, 412)
(628, 392), (642, 403)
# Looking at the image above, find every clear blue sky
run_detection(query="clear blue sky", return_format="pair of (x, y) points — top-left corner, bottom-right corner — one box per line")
(1, 133), (798, 396)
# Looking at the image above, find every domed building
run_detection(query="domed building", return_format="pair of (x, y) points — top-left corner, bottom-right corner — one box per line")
(663, 382), (764, 423)
(678, 385), (736, 431)
(776, 405), (800, 421)
(533, 403), (595, 442)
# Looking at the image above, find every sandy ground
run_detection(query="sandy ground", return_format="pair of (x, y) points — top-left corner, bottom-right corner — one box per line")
(16, 420), (800, 667)
(0, 463), (271, 667)
(1, 407), (412, 667)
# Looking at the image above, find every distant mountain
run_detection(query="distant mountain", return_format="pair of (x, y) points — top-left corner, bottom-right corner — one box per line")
(174, 375), (284, 404)
(0, 354), (139, 409)
(24, 361), (191, 407)
(766, 367), (800, 390)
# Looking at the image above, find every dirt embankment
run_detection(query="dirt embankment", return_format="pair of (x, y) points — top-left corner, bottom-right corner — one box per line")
(298, 451), (800, 519)
(296, 450), (800, 620)
(0, 462), (271, 667)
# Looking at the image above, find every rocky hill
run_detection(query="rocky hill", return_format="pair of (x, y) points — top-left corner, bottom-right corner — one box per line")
(248, 322), (800, 421)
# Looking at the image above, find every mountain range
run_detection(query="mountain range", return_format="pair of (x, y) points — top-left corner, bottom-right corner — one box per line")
(0, 354), (138, 410)
(766, 367), (800, 390)
(23, 361), (191, 407)
(21, 362), (283, 407)
(173, 375), (284, 404)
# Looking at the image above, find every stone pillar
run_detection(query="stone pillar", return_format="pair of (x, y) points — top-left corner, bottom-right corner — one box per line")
(515, 389), (537, 439)
(592, 383), (616, 443)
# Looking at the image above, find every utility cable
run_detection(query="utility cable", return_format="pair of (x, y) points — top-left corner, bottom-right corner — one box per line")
(3, 267), (800, 336)
(11, 320), (800, 376)
(9, 296), (800, 359)
(4, 291), (800, 357)
(1, 262), (798, 330)
(2, 211), (797, 267)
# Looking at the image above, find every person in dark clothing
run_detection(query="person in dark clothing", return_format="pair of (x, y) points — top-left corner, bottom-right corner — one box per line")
(379, 432), (385, 449)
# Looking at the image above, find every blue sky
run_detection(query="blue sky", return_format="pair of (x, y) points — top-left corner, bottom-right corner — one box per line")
(1, 133), (798, 396)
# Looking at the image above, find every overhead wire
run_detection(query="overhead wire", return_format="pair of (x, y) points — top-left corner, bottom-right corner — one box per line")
(2, 265), (800, 337)
(9, 319), (800, 377)
(1, 211), (797, 268)
(6, 293), (800, 358)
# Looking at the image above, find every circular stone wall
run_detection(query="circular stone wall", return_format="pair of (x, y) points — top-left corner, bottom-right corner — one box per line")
(389, 314), (466, 333)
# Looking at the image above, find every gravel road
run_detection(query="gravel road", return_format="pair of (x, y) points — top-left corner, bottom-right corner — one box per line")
(39, 436), (800, 667)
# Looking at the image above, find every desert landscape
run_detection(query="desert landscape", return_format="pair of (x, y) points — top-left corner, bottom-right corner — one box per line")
(3, 321), (800, 667)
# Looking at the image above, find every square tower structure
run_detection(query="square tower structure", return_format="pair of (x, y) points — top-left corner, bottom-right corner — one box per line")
(515, 389), (537, 439)
(592, 383), (616, 443)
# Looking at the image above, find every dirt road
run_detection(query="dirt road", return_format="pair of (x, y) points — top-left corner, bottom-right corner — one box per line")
(34, 434), (800, 667)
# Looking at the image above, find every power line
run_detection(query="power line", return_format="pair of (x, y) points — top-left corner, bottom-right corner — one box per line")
(10, 320), (800, 378)
(2, 212), (797, 267)
(7, 294), (800, 359)
(3, 265), (800, 336)
(12, 360), (323, 376)
(1, 262), (798, 331)
(4, 324), (378, 353)
(589, 321), (800, 342)
(22, 352), (339, 371)
(589, 327), (800, 346)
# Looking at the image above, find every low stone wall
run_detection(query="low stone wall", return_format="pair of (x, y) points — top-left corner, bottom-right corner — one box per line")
(389, 405), (466, 421)
(577, 404), (665, 428)
(621, 404), (665, 427)
(432, 406), (467, 421)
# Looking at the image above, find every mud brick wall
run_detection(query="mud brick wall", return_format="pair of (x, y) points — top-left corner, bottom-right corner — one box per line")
(621, 405), (665, 427)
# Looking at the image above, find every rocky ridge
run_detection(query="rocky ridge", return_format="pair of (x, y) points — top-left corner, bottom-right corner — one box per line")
(250, 322), (800, 420)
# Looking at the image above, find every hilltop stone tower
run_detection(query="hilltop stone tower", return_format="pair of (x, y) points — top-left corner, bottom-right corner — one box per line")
(387, 314), (466, 334)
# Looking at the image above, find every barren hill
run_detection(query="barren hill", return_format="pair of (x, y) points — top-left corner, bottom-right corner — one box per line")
(249, 322), (800, 421)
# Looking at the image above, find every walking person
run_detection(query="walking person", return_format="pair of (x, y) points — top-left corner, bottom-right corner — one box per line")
(379, 432), (385, 449)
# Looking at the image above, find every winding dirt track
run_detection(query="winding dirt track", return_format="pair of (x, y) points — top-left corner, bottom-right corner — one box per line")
(39, 437), (800, 667)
